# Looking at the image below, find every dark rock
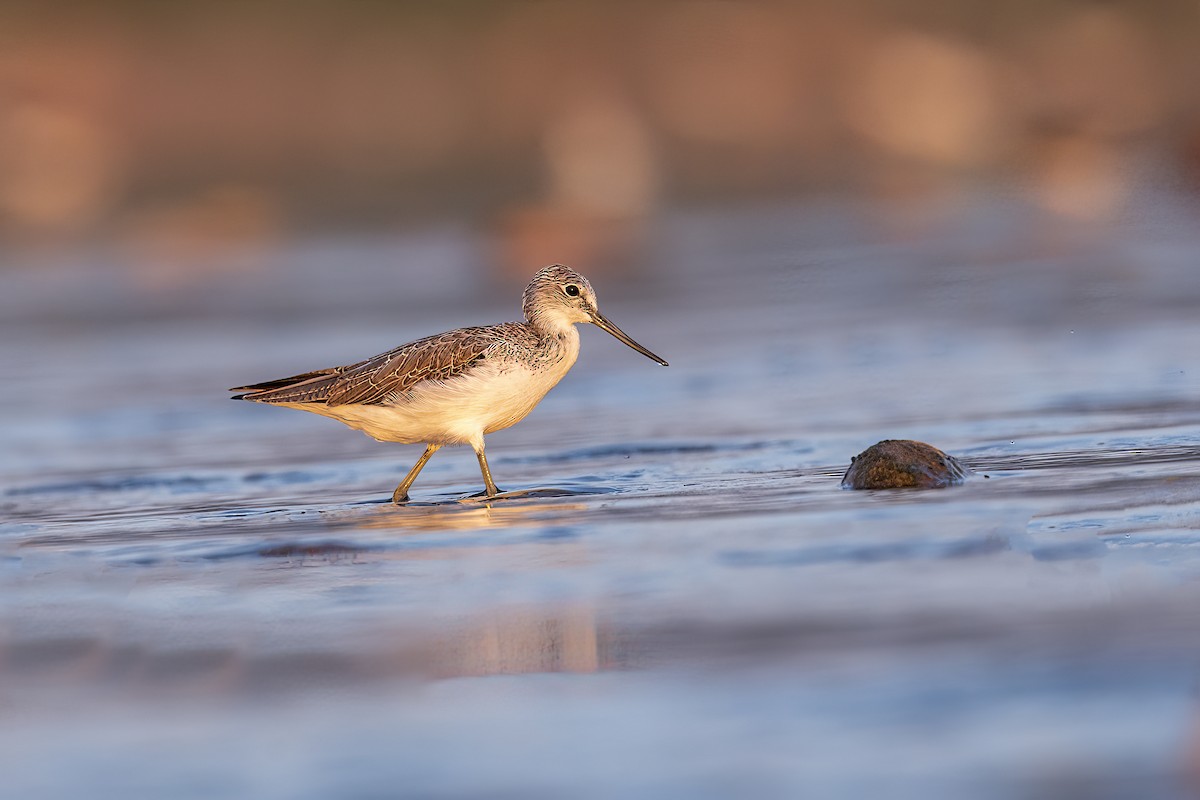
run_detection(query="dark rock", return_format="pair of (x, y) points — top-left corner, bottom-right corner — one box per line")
(841, 439), (968, 490)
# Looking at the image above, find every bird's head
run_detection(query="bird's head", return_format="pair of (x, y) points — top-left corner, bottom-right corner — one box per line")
(522, 264), (668, 366)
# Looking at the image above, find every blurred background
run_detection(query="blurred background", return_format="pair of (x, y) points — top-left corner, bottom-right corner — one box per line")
(5, 3), (1200, 799)
(3, 0), (1198, 277)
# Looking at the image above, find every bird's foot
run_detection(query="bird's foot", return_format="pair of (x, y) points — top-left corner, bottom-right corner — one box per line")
(391, 489), (410, 505)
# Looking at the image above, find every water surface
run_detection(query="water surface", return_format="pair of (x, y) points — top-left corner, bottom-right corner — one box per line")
(3, 195), (1200, 798)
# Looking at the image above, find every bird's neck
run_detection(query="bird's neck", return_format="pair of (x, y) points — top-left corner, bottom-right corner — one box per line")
(529, 318), (580, 365)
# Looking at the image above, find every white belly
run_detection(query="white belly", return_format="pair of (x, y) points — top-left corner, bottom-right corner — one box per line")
(282, 352), (576, 448)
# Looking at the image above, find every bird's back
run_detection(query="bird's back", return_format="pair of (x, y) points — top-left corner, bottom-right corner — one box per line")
(231, 322), (542, 407)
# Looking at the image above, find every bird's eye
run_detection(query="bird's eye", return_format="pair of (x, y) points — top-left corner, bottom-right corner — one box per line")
(564, 284), (580, 297)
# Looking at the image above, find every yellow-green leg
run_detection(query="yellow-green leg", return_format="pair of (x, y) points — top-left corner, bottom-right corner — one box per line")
(392, 443), (441, 504)
(474, 444), (501, 498)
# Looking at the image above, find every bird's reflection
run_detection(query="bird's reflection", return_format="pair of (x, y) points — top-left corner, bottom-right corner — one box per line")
(311, 493), (630, 678)
(429, 604), (615, 677)
(352, 495), (593, 533)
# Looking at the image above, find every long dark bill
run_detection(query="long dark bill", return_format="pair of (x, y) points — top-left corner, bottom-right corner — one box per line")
(591, 311), (669, 366)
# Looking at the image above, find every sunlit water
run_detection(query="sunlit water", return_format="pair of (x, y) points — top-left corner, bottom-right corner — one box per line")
(3, 195), (1200, 798)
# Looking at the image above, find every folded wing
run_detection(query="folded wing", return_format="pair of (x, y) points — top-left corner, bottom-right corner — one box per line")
(230, 325), (519, 407)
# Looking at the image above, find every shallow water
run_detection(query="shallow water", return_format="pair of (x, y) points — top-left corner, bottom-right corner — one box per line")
(3, 194), (1200, 798)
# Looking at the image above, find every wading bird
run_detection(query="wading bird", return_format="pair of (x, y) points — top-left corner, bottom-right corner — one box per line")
(231, 264), (668, 503)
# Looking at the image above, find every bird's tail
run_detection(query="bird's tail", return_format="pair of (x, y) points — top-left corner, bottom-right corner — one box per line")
(229, 368), (343, 404)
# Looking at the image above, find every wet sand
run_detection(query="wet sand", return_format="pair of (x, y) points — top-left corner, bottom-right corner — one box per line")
(3, 194), (1200, 798)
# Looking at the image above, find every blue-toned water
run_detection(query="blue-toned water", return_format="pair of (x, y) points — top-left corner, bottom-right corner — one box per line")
(3, 194), (1200, 798)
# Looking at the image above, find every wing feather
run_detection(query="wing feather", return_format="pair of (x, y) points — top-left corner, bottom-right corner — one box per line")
(231, 324), (532, 407)
(326, 327), (497, 406)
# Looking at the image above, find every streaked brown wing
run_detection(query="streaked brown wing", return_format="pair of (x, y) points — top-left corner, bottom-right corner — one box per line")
(324, 326), (504, 406)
